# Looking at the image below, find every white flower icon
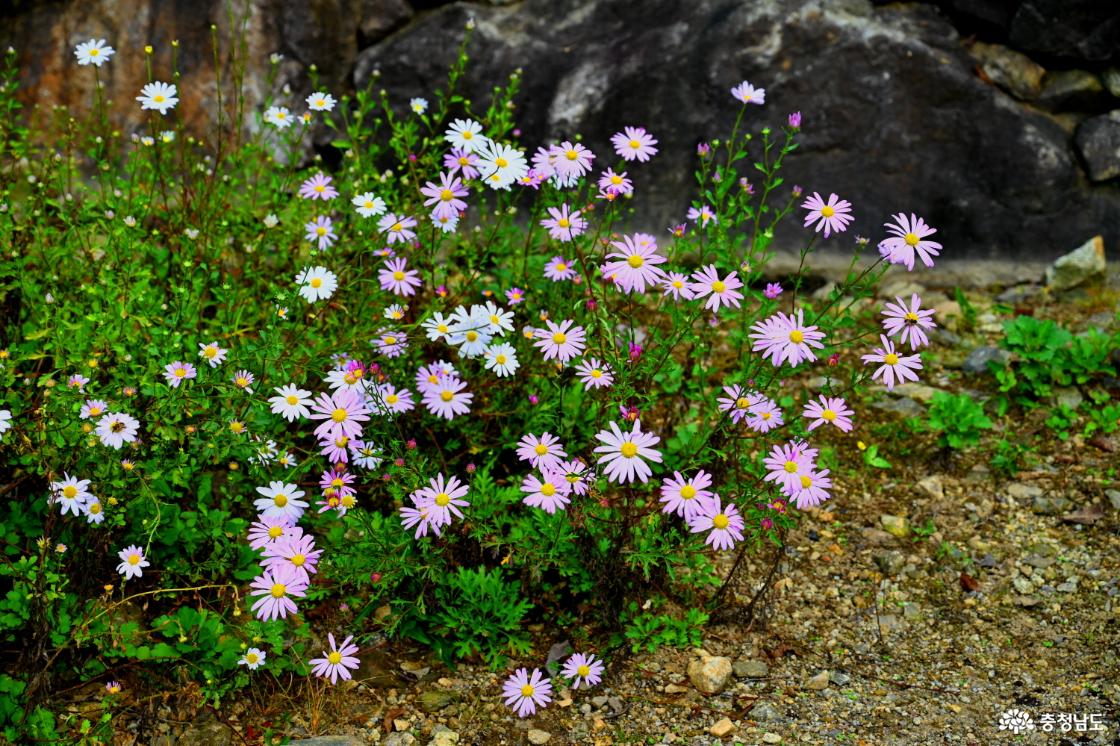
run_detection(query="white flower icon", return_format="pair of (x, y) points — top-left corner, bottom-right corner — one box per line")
(998, 708), (1035, 734)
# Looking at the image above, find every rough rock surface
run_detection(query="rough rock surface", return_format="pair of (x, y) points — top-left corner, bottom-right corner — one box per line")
(1044, 234), (1108, 290)
(3, 0), (1120, 258)
(1075, 111), (1120, 182)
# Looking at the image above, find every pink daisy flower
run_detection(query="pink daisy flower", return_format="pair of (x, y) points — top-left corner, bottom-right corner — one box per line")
(687, 495), (745, 550)
(422, 376), (473, 420)
(318, 433), (352, 464)
(444, 148), (480, 179)
(516, 432), (568, 471)
(793, 469), (832, 510)
(299, 173), (338, 201)
(520, 470), (572, 513)
(561, 652), (604, 689)
(659, 470), (715, 519)
(247, 516), (296, 550)
(261, 531), (323, 581)
(309, 633), (360, 684)
(686, 205), (717, 227)
(802, 396), (854, 432)
(593, 419), (662, 484)
(421, 171), (469, 220)
(534, 319), (586, 363)
(415, 361), (457, 393)
(163, 361), (196, 388)
(716, 384), (759, 424)
(309, 389), (370, 442)
(319, 469), (356, 498)
(541, 204), (587, 242)
(552, 140), (595, 181)
(601, 233), (667, 294)
(730, 80), (765, 105)
(400, 498), (439, 538)
(249, 564), (308, 621)
(661, 271), (694, 300)
(556, 458), (593, 495)
(878, 213), (942, 270)
(746, 396), (784, 433)
(597, 168), (633, 195)
(688, 265), (743, 312)
(544, 256), (578, 282)
(506, 287), (526, 305)
(763, 440), (816, 496)
(801, 192), (853, 238)
(304, 216), (337, 250)
(80, 399), (108, 420)
(503, 668), (553, 718)
(749, 309), (826, 368)
(373, 329), (408, 358)
(611, 126), (658, 162)
(373, 383), (415, 414)
(378, 213), (417, 244)
(881, 294), (936, 350)
(575, 358), (614, 390)
(411, 473), (470, 527)
(378, 257), (422, 296)
(764, 282), (783, 299)
(861, 334), (923, 390)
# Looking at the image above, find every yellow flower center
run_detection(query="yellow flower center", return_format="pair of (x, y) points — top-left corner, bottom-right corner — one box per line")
(291, 553), (306, 567)
(392, 270), (405, 281)
(314, 185), (325, 193)
(800, 475), (812, 488)
(627, 254), (644, 268)
(268, 526), (284, 539)
(577, 664), (591, 677)
(820, 206), (835, 218)
(270, 583), (286, 598)
(274, 494), (288, 507)
(672, 280), (683, 289)
(620, 442), (638, 458)
(246, 653), (258, 663)
(555, 263), (567, 272)
(495, 157), (509, 168)
(435, 492), (450, 506)
(789, 330), (804, 343)
(534, 444), (549, 456)
(331, 408), (348, 422)
(153, 95), (165, 103)
(386, 394), (399, 405)
(390, 222), (402, 233)
(63, 485), (78, 498)
(90, 49), (100, 56)
(459, 156), (470, 166)
(761, 411), (771, 420)
(629, 139), (640, 148)
(466, 331), (479, 342)
(174, 368), (187, 378)
(680, 485), (696, 500)
(712, 280), (726, 293)
(904, 232), (919, 246)
(783, 460), (799, 473)
(328, 651), (342, 665)
(552, 332), (567, 344)
(440, 189), (454, 202)
(204, 346), (218, 358)
(735, 397), (749, 409)
(885, 353), (899, 365)
(565, 149), (579, 161)
(89, 502), (102, 514)
(440, 390), (454, 402)
(904, 311), (919, 322)
(496, 354), (507, 364)
(463, 131), (474, 139)
(557, 218), (570, 228)
(383, 336), (397, 345)
(89, 406), (102, 415)
(127, 553), (141, 565)
(286, 395), (298, 405)
(713, 514), (730, 529)
(236, 377), (249, 387)
(310, 278), (323, 288)
(541, 483), (556, 496)
(611, 175), (623, 185)
(591, 369), (602, 378)
(520, 684), (535, 697)
(822, 409), (836, 421)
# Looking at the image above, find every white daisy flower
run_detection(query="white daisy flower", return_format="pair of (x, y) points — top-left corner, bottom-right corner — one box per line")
(269, 385), (312, 422)
(264, 106), (293, 129)
(74, 39), (115, 67)
(444, 118), (485, 153)
(352, 192), (387, 218)
(484, 343), (520, 377)
(296, 266), (337, 303)
(305, 91), (336, 111)
(136, 81), (178, 115)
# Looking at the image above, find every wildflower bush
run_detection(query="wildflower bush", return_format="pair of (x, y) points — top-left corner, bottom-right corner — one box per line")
(0, 25), (947, 737)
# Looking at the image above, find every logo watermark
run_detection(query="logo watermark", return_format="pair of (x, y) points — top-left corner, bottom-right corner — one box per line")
(997, 709), (1108, 735)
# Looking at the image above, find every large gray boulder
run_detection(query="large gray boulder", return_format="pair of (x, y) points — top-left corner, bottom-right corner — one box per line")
(354, 0), (1120, 258)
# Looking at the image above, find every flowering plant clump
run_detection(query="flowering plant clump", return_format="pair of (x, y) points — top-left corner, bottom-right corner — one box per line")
(0, 26), (942, 736)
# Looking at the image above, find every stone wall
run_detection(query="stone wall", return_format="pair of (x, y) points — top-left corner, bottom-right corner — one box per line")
(3, 0), (1119, 261)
